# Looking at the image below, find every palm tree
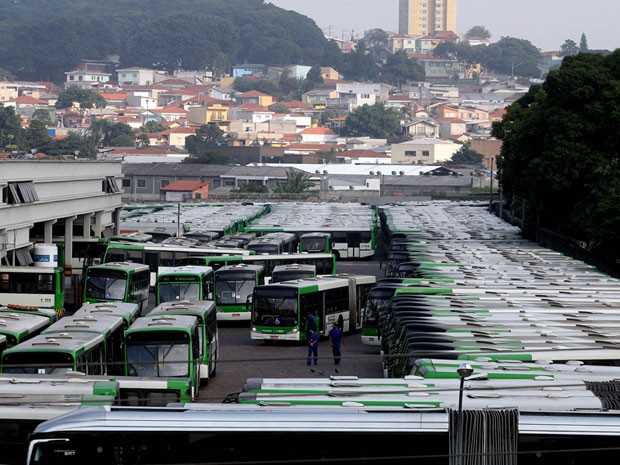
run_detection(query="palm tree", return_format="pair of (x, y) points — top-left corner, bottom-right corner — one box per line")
(274, 169), (314, 194)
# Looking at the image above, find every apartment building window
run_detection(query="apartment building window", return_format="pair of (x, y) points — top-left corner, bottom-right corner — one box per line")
(3, 181), (39, 205)
(137, 179), (147, 188)
(422, 150), (430, 156)
(103, 176), (120, 193)
(161, 180), (170, 188)
(122, 178), (131, 188)
(405, 150), (417, 157)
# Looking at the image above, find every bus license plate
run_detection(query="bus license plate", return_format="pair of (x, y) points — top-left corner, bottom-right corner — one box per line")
(270, 336), (278, 340)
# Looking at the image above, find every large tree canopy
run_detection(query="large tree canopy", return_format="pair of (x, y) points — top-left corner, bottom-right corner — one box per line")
(0, 0), (336, 82)
(492, 51), (620, 259)
(345, 103), (401, 142)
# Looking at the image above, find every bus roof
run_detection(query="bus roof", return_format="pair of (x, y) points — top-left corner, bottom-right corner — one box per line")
(157, 266), (213, 277)
(74, 302), (140, 328)
(43, 314), (124, 337)
(3, 331), (106, 354)
(0, 312), (50, 342)
(126, 314), (199, 333)
(216, 264), (265, 273)
(87, 261), (150, 273)
(149, 301), (216, 321)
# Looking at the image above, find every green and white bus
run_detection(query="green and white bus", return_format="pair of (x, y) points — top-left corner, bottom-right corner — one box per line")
(245, 232), (297, 255)
(1, 331), (109, 376)
(0, 266), (65, 317)
(124, 314), (200, 401)
(148, 301), (218, 386)
(102, 241), (254, 287)
(73, 301), (140, 330)
(180, 252), (336, 277)
(298, 232), (332, 254)
(270, 264), (316, 283)
(214, 264), (264, 321)
(0, 310), (53, 348)
(250, 274), (377, 342)
(156, 266), (214, 305)
(82, 262), (150, 313)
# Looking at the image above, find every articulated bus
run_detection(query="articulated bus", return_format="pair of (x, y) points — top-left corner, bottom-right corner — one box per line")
(148, 301), (218, 386)
(180, 252), (336, 277)
(214, 264), (264, 321)
(0, 266), (65, 316)
(124, 314), (200, 401)
(156, 266), (214, 305)
(250, 274), (376, 342)
(82, 262), (150, 313)
(102, 241), (254, 286)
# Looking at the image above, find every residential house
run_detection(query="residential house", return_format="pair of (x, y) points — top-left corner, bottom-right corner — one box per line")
(418, 58), (466, 80)
(157, 89), (197, 107)
(64, 69), (111, 89)
(232, 64), (268, 78)
(391, 137), (460, 164)
(209, 87), (235, 101)
(285, 65), (311, 80)
(299, 127), (338, 144)
(385, 94), (413, 111)
(388, 34), (418, 53)
(154, 106), (189, 122)
(403, 117), (440, 138)
(320, 67), (340, 80)
(188, 104), (229, 126)
(229, 104), (273, 124)
(469, 138), (502, 170)
(158, 78), (193, 88)
(166, 127), (197, 148)
(302, 87), (339, 108)
(161, 180), (209, 202)
(270, 114), (312, 133)
(96, 92), (129, 109)
(436, 117), (467, 138)
(0, 82), (18, 103)
(456, 106), (490, 123)
(126, 94), (158, 109)
(13, 95), (48, 110)
(117, 68), (160, 86)
(336, 82), (392, 103)
(235, 90), (273, 107)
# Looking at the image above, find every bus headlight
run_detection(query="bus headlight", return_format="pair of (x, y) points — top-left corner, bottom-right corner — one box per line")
(291, 328), (298, 333)
(251, 327), (257, 332)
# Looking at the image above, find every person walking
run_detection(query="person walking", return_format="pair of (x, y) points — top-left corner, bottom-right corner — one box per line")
(304, 310), (316, 336)
(307, 328), (319, 365)
(329, 322), (344, 365)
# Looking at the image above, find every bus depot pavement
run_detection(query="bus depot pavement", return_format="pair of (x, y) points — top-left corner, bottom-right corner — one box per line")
(198, 260), (384, 403)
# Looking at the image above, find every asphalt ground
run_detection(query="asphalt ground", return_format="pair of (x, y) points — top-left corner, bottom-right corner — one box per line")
(197, 259), (386, 403)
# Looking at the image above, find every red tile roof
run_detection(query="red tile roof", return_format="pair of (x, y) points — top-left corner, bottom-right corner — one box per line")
(15, 95), (47, 105)
(300, 127), (337, 135)
(161, 180), (208, 192)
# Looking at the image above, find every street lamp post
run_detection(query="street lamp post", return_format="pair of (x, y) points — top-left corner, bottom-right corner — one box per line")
(456, 363), (474, 465)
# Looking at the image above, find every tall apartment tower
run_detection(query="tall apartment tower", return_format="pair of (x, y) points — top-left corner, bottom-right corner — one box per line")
(399, 0), (457, 36)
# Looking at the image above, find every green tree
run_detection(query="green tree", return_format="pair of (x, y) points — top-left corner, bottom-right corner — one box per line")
(358, 28), (389, 63)
(339, 43), (380, 82)
(492, 50), (620, 259)
(185, 124), (227, 155)
(305, 65), (324, 85)
(140, 121), (167, 133)
(24, 119), (51, 150)
(483, 37), (543, 78)
(274, 169), (314, 194)
(56, 87), (107, 110)
(559, 39), (579, 57)
(380, 51), (424, 87)
(0, 103), (25, 151)
(579, 33), (589, 53)
(232, 182), (269, 193)
(89, 119), (134, 148)
(31, 109), (54, 125)
(447, 146), (484, 165)
(269, 103), (292, 114)
(433, 42), (458, 59)
(464, 26), (491, 40)
(345, 103), (402, 142)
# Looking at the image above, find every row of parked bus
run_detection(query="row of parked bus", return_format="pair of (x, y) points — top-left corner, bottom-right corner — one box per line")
(0, 300), (218, 404)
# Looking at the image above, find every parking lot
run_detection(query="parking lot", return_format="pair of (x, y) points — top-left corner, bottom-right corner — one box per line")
(198, 260), (385, 403)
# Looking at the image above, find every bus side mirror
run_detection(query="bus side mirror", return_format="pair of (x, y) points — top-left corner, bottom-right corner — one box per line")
(246, 295), (252, 311)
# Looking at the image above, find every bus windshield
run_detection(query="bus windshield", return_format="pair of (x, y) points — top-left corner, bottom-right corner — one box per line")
(252, 287), (298, 326)
(2, 351), (74, 375)
(158, 282), (201, 303)
(126, 336), (190, 377)
(365, 288), (395, 326)
(85, 270), (127, 300)
(216, 272), (256, 305)
(300, 236), (327, 252)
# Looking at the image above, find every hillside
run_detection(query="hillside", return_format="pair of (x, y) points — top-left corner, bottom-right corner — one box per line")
(0, 0), (340, 83)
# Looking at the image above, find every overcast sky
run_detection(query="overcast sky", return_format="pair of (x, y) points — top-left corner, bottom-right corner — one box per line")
(267, 0), (619, 52)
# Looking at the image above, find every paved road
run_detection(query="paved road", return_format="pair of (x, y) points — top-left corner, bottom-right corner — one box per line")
(198, 260), (386, 403)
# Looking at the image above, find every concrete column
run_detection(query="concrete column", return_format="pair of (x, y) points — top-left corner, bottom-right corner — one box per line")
(64, 216), (77, 274)
(82, 213), (94, 239)
(93, 211), (105, 238)
(44, 219), (57, 243)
